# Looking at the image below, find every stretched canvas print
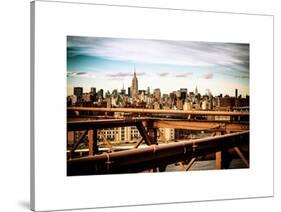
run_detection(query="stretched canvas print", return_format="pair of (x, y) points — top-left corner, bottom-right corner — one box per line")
(66, 36), (250, 176)
(31, 0), (274, 211)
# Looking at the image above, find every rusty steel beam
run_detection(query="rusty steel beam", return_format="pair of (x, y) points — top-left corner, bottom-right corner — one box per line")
(70, 130), (88, 157)
(184, 157), (197, 171)
(68, 107), (249, 116)
(136, 122), (152, 145)
(233, 146), (249, 168)
(134, 138), (144, 148)
(67, 118), (148, 131)
(67, 131), (249, 176)
(153, 120), (249, 132)
(67, 118), (249, 132)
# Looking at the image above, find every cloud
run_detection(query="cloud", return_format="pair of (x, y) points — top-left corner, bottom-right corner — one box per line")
(67, 36), (249, 82)
(220, 65), (249, 79)
(106, 72), (146, 79)
(203, 73), (214, 79)
(158, 72), (169, 77)
(67, 71), (96, 78)
(175, 72), (193, 78)
(230, 74), (249, 79)
(106, 72), (132, 78)
(75, 72), (88, 76)
(67, 36), (249, 69)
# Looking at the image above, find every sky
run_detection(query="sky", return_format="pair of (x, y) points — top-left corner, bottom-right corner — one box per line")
(67, 36), (249, 97)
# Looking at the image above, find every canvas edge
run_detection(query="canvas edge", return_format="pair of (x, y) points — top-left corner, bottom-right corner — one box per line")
(30, 1), (36, 211)
(30, 1), (275, 211)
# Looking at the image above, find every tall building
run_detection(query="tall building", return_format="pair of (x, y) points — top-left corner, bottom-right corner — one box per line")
(153, 88), (161, 100)
(235, 88), (238, 107)
(90, 87), (97, 101)
(74, 87), (83, 100)
(179, 88), (188, 100)
(121, 83), (126, 95)
(128, 87), (131, 97)
(90, 87), (96, 95)
(67, 95), (77, 106)
(195, 86), (198, 95)
(97, 89), (104, 99)
(131, 67), (138, 98)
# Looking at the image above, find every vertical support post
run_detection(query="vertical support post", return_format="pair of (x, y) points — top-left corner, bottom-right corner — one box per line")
(215, 151), (222, 169)
(88, 129), (93, 156)
(88, 128), (99, 156)
(146, 120), (155, 144)
(93, 128), (98, 154)
(153, 128), (158, 144)
(214, 131), (222, 169)
(216, 149), (232, 169)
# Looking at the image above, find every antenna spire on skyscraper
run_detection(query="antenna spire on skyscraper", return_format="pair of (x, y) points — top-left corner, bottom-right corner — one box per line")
(134, 65), (136, 76)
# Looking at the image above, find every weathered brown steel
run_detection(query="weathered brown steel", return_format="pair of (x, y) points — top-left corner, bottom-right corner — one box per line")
(67, 131), (249, 175)
(233, 146), (249, 168)
(136, 122), (152, 145)
(153, 120), (249, 132)
(215, 151), (222, 169)
(185, 157), (197, 171)
(134, 138), (144, 148)
(88, 129), (98, 155)
(70, 130), (88, 157)
(93, 129), (98, 154)
(67, 118), (249, 133)
(68, 107), (249, 116)
(88, 129), (93, 156)
(100, 133), (113, 151)
(67, 118), (148, 131)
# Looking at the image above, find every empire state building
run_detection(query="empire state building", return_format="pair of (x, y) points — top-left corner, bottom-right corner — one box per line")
(131, 67), (138, 98)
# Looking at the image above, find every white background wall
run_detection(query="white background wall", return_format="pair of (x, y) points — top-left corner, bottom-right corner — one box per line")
(0, 0), (280, 211)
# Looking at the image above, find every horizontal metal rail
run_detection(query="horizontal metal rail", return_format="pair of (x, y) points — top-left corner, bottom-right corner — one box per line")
(67, 118), (249, 132)
(67, 118), (148, 131)
(68, 107), (249, 116)
(153, 120), (249, 132)
(67, 131), (249, 175)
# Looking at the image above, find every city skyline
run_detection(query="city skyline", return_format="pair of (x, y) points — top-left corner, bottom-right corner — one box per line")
(67, 36), (249, 97)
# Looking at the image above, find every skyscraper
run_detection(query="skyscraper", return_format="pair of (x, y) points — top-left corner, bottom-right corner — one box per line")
(131, 67), (138, 98)
(121, 83), (126, 95)
(97, 89), (104, 99)
(90, 87), (96, 95)
(195, 86), (198, 95)
(90, 87), (96, 102)
(153, 88), (161, 100)
(74, 87), (83, 100)
(128, 87), (131, 97)
(179, 88), (187, 100)
(147, 86), (150, 95)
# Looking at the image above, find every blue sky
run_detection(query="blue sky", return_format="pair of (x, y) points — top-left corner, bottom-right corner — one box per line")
(67, 36), (249, 97)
